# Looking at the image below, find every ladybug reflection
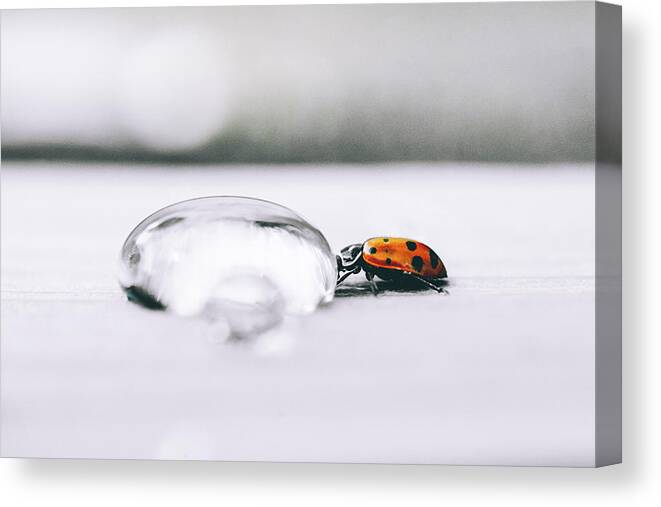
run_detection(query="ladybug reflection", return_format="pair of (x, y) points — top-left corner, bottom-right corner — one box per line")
(336, 237), (447, 294)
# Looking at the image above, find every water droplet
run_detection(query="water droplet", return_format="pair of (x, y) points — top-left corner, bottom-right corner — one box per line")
(119, 196), (337, 337)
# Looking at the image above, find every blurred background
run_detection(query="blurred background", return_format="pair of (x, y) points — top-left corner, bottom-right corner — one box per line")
(1, 2), (594, 163)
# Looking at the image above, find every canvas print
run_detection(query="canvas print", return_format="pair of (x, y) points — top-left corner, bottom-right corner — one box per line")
(0, 2), (621, 466)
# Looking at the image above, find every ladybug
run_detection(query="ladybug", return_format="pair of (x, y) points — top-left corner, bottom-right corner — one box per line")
(336, 237), (447, 294)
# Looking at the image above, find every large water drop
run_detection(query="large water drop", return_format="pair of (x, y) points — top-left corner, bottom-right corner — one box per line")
(119, 196), (337, 338)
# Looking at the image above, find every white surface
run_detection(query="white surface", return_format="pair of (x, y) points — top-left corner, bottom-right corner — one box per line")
(2, 1), (659, 507)
(2, 162), (596, 465)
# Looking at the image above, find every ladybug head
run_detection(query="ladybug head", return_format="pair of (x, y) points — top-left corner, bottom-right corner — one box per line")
(337, 243), (363, 277)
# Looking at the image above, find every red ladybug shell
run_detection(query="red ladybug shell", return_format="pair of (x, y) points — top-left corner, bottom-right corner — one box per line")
(362, 237), (447, 279)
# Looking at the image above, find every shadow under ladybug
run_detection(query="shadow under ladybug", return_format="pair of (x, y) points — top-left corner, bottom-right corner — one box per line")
(335, 237), (448, 296)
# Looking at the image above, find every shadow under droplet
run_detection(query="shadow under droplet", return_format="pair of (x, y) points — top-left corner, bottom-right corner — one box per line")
(334, 278), (449, 298)
(123, 285), (166, 310)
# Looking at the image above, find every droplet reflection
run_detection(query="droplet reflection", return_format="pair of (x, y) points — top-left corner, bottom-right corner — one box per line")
(119, 196), (337, 340)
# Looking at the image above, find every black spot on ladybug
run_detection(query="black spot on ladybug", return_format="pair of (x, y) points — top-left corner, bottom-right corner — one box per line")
(383, 238), (389, 243)
(386, 258), (392, 265)
(411, 256), (424, 272)
(406, 241), (417, 251)
(430, 250), (440, 269)
(369, 247), (377, 254)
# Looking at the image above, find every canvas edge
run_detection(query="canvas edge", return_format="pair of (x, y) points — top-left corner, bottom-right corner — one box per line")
(594, 0), (622, 468)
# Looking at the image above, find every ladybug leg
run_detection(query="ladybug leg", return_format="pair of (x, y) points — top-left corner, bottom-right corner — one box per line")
(365, 271), (379, 295)
(337, 266), (361, 286)
(404, 273), (446, 293)
(337, 270), (354, 286)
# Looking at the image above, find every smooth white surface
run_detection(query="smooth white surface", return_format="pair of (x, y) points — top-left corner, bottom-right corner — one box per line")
(1, 2), (658, 507)
(1, 163), (596, 465)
